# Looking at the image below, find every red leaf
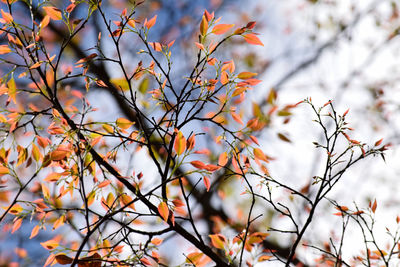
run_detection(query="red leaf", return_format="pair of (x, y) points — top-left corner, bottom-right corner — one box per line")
(246, 21), (256, 29)
(243, 33), (264, 46)
(375, 138), (383, 147)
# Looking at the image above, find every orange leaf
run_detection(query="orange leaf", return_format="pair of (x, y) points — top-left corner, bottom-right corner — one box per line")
(149, 42), (162, 52)
(174, 131), (186, 155)
(140, 257), (152, 266)
(151, 237), (163, 245)
(203, 164), (220, 172)
(231, 112), (243, 125)
(30, 225), (40, 239)
(144, 15), (157, 29)
(43, 6), (62, 21)
(191, 160), (206, 169)
(254, 148), (269, 163)
(30, 62), (42, 69)
(258, 255), (272, 262)
(195, 42), (205, 51)
(11, 218), (22, 234)
(212, 24), (234, 35)
(98, 180), (111, 188)
(243, 33), (264, 46)
(203, 176), (210, 192)
(237, 72), (258, 80)
(1, 9), (13, 23)
(220, 71), (229, 85)
(158, 202), (169, 222)
(42, 183), (50, 199)
(0, 165), (9, 175)
(0, 45), (11, 54)
(120, 194), (135, 210)
(209, 234), (226, 249)
(40, 240), (59, 250)
(371, 199), (377, 213)
(218, 152), (228, 166)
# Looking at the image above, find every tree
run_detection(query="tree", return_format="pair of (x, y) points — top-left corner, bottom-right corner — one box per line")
(0, 0), (391, 266)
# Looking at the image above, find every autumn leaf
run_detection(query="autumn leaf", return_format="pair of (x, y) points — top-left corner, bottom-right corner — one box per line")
(243, 33), (264, 46)
(11, 218), (22, 234)
(116, 117), (134, 130)
(220, 71), (229, 85)
(1, 9), (13, 23)
(151, 238), (163, 245)
(200, 15), (208, 36)
(253, 148), (269, 163)
(203, 176), (210, 191)
(144, 15), (157, 29)
(30, 225), (40, 239)
(212, 24), (234, 35)
(0, 165), (9, 175)
(0, 45), (11, 54)
(43, 6), (62, 21)
(237, 72), (257, 79)
(191, 160), (206, 169)
(7, 76), (16, 104)
(158, 202), (169, 222)
(209, 234), (226, 249)
(174, 131), (186, 155)
(218, 152), (228, 166)
(55, 254), (73, 265)
(40, 240), (59, 250)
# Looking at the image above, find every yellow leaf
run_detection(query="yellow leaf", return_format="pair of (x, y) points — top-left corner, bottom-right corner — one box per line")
(102, 124), (114, 134)
(7, 76), (16, 104)
(237, 72), (258, 80)
(116, 117), (134, 130)
(7, 204), (23, 215)
(138, 77), (149, 94)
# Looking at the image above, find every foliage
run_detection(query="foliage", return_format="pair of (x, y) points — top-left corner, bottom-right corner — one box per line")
(0, 0), (391, 266)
